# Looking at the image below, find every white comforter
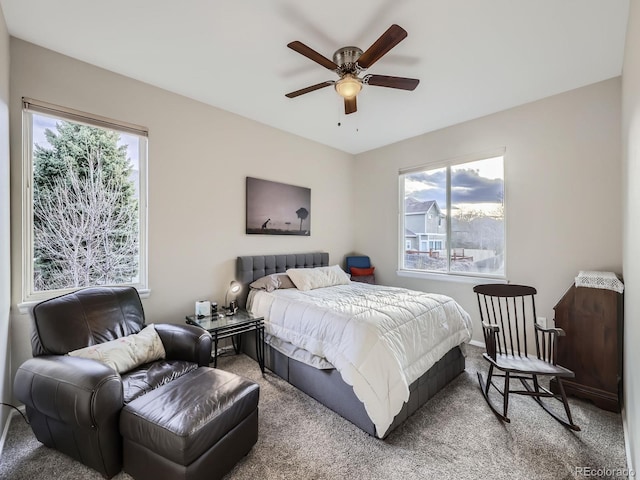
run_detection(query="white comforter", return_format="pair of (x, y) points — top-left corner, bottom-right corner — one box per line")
(248, 282), (473, 436)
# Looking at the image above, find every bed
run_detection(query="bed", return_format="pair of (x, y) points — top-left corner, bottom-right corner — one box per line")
(237, 252), (473, 438)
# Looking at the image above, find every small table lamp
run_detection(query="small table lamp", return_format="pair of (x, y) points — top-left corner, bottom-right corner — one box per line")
(225, 280), (242, 314)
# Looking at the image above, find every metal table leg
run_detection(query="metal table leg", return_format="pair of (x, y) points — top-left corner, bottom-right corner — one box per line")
(213, 333), (219, 368)
(255, 324), (265, 374)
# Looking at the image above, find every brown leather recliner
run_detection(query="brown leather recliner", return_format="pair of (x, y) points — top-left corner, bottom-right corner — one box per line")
(13, 286), (212, 478)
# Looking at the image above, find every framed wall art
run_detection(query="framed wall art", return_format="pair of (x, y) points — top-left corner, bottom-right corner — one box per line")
(246, 177), (311, 236)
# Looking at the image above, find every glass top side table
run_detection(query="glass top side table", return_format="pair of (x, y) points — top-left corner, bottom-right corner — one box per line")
(186, 308), (264, 373)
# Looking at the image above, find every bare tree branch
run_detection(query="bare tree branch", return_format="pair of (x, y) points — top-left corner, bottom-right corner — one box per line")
(34, 156), (138, 290)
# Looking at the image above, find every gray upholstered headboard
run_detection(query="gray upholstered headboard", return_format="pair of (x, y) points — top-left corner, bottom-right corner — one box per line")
(237, 252), (329, 284)
(236, 252), (329, 307)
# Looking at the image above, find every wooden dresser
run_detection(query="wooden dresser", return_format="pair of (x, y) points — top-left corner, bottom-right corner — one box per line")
(550, 283), (623, 412)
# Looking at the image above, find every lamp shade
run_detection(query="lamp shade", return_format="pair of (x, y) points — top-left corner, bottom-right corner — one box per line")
(225, 280), (242, 306)
(335, 74), (362, 99)
(228, 281), (241, 295)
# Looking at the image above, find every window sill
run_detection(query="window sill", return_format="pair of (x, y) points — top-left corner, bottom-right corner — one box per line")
(396, 269), (507, 284)
(16, 288), (151, 315)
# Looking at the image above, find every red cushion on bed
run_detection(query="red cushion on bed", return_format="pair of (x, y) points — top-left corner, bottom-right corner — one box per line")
(350, 266), (375, 276)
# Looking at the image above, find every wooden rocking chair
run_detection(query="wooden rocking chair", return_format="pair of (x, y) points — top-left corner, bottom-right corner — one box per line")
(474, 284), (580, 431)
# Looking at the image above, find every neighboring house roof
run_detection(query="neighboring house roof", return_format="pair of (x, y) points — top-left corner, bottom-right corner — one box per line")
(405, 228), (417, 237)
(405, 198), (442, 215)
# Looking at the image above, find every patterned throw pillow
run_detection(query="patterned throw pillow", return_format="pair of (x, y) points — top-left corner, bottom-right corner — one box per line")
(68, 324), (166, 373)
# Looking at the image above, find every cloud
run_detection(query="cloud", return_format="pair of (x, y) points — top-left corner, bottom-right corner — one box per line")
(451, 169), (503, 203)
(405, 167), (503, 205)
(408, 170), (446, 186)
(405, 170), (446, 205)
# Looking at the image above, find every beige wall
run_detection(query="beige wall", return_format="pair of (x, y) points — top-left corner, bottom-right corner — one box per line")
(622, 0), (640, 473)
(4, 25), (632, 465)
(0, 6), (11, 437)
(353, 78), (622, 346)
(8, 39), (354, 383)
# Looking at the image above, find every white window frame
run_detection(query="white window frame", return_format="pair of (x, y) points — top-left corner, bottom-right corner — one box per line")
(20, 98), (149, 309)
(397, 148), (507, 282)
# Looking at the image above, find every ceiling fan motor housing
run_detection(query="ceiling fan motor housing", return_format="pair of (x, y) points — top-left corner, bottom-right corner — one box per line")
(285, 25), (417, 114)
(333, 46), (364, 75)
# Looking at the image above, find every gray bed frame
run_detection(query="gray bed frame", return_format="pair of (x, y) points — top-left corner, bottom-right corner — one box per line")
(237, 252), (465, 438)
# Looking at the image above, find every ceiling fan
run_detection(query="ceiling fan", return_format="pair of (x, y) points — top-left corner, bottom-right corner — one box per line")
(285, 24), (419, 115)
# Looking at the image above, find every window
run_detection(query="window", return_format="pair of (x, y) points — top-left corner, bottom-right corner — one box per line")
(399, 151), (505, 278)
(429, 240), (443, 251)
(21, 98), (148, 303)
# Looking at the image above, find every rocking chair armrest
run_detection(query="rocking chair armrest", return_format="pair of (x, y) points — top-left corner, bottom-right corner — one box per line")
(481, 322), (500, 359)
(534, 323), (566, 336)
(481, 321), (500, 334)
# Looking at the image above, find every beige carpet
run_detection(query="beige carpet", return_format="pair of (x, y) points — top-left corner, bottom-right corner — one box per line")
(0, 345), (630, 479)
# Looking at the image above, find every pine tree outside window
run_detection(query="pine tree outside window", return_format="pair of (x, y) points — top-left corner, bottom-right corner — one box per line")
(21, 99), (148, 303)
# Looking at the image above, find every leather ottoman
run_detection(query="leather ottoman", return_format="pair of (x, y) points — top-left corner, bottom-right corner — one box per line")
(120, 367), (259, 480)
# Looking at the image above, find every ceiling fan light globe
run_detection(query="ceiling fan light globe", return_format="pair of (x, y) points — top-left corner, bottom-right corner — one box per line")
(335, 75), (362, 99)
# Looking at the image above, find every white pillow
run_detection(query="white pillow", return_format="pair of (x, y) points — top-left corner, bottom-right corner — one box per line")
(286, 265), (351, 291)
(68, 324), (166, 374)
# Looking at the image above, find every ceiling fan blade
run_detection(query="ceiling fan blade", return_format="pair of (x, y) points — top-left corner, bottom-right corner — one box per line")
(364, 74), (419, 90)
(287, 41), (339, 71)
(345, 97), (357, 115)
(285, 81), (334, 98)
(357, 24), (408, 69)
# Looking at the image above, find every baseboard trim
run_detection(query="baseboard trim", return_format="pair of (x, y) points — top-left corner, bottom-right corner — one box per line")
(621, 405), (635, 477)
(469, 339), (485, 348)
(0, 405), (25, 459)
(0, 410), (12, 458)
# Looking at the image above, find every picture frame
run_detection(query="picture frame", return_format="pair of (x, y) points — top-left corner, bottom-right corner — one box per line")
(246, 177), (311, 236)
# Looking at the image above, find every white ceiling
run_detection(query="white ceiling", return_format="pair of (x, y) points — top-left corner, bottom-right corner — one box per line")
(0, 0), (630, 154)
